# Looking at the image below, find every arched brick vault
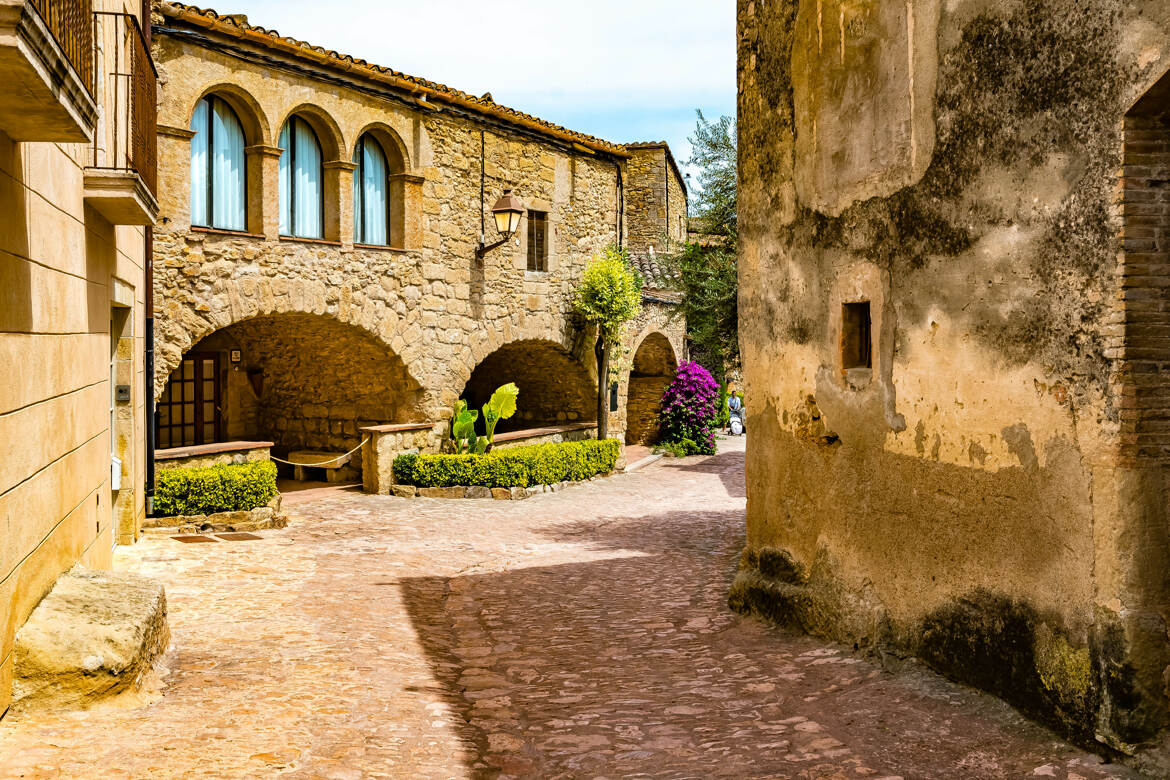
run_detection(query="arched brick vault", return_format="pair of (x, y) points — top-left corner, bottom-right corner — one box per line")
(624, 330), (679, 445)
(154, 276), (591, 420)
(460, 339), (596, 433)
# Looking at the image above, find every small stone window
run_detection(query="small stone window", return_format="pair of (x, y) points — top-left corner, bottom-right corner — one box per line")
(842, 301), (872, 370)
(527, 210), (548, 272)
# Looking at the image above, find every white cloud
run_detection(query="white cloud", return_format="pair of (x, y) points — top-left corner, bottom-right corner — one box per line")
(189, 0), (736, 165)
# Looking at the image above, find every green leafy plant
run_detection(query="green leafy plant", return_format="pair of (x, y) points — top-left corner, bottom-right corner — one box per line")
(572, 246), (642, 439)
(451, 383), (520, 454)
(394, 439), (621, 489)
(154, 460), (278, 517)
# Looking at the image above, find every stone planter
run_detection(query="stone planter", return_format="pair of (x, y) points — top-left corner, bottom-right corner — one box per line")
(143, 495), (286, 535)
(395, 473), (615, 500)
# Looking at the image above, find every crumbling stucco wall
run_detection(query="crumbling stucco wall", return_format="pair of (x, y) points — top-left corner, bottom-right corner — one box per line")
(735, 0), (1170, 763)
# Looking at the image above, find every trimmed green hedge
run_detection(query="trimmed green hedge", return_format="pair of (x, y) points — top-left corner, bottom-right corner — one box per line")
(155, 460), (278, 517)
(394, 439), (621, 489)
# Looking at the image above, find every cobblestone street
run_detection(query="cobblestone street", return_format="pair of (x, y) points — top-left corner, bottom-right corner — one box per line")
(0, 437), (1135, 779)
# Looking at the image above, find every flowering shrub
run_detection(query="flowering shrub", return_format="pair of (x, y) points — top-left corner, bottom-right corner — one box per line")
(658, 361), (720, 455)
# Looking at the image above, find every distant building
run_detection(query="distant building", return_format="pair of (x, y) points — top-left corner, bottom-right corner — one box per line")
(735, 0), (1170, 765)
(150, 3), (686, 482)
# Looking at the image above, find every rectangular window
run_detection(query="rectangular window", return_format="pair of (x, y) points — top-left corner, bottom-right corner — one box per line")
(842, 302), (872, 369)
(527, 210), (548, 272)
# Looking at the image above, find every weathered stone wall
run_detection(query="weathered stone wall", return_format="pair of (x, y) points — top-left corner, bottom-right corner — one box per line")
(613, 303), (686, 443)
(0, 0), (152, 718)
(625, 146), (688, 256)
(735, 0), (1170, 761)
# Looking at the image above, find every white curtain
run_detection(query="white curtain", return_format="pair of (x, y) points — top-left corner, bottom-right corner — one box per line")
(189, 98), (209, 227)
(279, 117), (324, 239)
(354, 137), (388, 245)
(211, 100), (246, 231)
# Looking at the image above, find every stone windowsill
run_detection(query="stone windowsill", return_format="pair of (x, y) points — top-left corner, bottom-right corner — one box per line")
(353, 243), (410, 253)
(190, 226), (266, 240)
(279, 235), (342, 247)
(155, 440), (274, 461)
(493, 422), (597, 444)
(360, 422), (435, 435)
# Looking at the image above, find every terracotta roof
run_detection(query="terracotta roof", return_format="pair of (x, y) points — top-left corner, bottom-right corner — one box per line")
(157, 3), (631, 157)
(633, 252), (681, 294)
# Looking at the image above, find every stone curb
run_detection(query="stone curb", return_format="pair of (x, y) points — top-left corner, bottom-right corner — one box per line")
(624, 453), (664, 473)
(143, 495), (287, 536)
(394, 472), (616, 500)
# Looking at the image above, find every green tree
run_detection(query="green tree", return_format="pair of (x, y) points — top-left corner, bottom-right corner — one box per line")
(664, 110), (739, 380)
(686, 110), (737, 238)
(573, 246), (642, 439)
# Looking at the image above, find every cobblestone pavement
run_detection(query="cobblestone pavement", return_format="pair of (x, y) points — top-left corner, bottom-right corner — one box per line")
(0, 437), (1136, 779)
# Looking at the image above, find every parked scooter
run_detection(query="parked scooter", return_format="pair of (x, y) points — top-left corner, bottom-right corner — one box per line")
(727, 392), (745, 436)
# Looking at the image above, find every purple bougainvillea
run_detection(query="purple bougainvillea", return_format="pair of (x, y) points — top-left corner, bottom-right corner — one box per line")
(659, 361), (720, 455)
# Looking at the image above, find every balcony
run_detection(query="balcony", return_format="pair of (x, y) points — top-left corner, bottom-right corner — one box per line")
(84, 10), (156, 225)
(0, 0), (97, 141)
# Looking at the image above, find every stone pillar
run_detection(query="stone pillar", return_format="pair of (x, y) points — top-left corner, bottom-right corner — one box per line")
(246, 144), (283, 240)
(325, 159), (356, 246)
(390, 173), (426, 250)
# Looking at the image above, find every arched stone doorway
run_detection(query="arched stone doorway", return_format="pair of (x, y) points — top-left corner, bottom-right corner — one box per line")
(156, 313), (425, 476)
(625, 332), (678, 445)
(460, 339), (595, 433)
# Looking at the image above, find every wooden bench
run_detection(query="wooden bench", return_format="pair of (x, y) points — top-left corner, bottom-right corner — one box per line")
(287, 450), (353, 482)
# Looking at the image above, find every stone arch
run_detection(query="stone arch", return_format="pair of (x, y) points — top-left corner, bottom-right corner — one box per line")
(156, 312), (426, 478)
(153, 277), (429, 405)
(189, 82), (270, 146)
(349, 121), (410, 172)
(460, 338), (596, 433)
(625, 331), (678, 445)
(275, 103), (345, 162)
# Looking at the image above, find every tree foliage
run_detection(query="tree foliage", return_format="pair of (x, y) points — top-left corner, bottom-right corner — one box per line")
(686, 110), (737, 238)
(572, 245), (643, 342)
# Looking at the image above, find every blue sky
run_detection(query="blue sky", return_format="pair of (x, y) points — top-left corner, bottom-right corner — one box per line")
(195, 0), (736, 178)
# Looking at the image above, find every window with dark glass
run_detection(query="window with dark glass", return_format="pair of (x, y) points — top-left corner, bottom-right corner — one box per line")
(527, 210), (548, 271)
(278, 116), (324, 239)
(842, 301), (872, 370)
(353, 134), (390, 245)
(190, 96), (246, 231)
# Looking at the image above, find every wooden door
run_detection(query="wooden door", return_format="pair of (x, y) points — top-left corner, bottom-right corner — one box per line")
(156, 352), (221, 448)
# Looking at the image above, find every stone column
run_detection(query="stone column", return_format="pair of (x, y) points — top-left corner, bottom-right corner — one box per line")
(390, 172), (426, 249)
(325, 160), (356, 246)
(246, 144), (283, 240)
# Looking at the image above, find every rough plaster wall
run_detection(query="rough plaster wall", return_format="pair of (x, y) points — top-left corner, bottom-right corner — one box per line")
(736, 0), (1170, 755)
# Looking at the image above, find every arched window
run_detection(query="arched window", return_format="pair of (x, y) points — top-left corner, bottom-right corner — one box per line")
(279, 116), (324, 239)
(353, 134), (390, 245)
(190, 96), (246, 231)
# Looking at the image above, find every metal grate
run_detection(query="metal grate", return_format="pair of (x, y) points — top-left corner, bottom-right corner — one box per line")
(29, 0), (95, 95)
(215, 533), (263, 542)
(171, 535), (218, 543)
(92, 11), (156, 193)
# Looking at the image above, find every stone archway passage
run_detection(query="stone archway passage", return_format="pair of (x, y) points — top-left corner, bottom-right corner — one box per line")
(626, 332), (678, 445)
(159, 313), (425, 477)
(461, 339), (595, 434)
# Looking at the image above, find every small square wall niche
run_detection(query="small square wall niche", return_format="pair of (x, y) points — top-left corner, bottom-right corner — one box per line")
(842, 301), (872, 370)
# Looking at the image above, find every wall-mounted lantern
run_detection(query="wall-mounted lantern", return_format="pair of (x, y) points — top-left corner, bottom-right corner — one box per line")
(477, 188), (525, 259)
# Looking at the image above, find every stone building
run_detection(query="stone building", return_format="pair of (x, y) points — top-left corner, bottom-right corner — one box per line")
(0, 0), (159, 717)
(733, 0), (1170, 766)
(150, 3), (686, 477)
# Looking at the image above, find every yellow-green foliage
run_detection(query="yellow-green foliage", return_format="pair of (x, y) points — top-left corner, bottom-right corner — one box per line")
(155, 460), (278, 517)
(1034, 625), (1092, 706)
(572, 246), (642, 342)
(394, 439), (621, 488)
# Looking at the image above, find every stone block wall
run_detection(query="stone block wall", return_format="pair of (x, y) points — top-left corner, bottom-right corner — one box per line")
(1, 0), (152, 718)
(625, 145), (688, 257)
(735, 0), (1170, 761)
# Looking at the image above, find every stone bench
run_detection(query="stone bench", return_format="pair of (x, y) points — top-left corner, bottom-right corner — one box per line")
(287, 450), (352, 482)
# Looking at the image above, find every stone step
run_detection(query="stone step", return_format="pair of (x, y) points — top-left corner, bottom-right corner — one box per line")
(12, 567), (169, 713)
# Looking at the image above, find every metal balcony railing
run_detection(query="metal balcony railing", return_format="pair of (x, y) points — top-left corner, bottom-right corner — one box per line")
(28, 0), (95, 95)
(92, 10), (156, 194)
